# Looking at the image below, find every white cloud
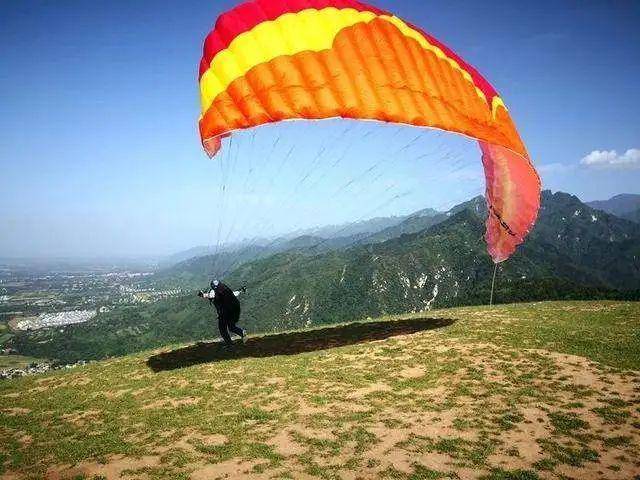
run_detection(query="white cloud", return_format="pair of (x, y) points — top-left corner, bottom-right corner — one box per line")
(580, 149), (640, 170)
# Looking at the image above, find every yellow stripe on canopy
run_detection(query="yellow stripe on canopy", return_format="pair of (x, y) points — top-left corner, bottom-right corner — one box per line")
(199, 7), (501, 117)
(200, 8), (377, 113)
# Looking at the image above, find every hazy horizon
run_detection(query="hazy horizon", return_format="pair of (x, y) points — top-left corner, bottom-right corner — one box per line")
(1, 187), (638, 264)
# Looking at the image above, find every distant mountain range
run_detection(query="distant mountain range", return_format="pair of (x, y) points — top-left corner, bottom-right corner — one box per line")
(285, 213), (419, 240)
(158, 212), (433, 270)
(155, 204), (459, 287)
(161, 193), (639, 276)
(157, 190), (640, 332)
(587, 193), (640, 221)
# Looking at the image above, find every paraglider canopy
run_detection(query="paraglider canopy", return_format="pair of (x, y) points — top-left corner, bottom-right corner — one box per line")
(197, 0), (541, 263)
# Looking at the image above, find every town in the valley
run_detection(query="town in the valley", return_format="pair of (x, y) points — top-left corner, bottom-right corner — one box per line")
(0, 259), (183, 375)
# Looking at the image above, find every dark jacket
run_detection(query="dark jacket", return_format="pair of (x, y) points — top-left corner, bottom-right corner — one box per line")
(212, 282), (240, 316)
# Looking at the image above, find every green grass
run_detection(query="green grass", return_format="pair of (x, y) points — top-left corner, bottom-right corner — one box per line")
(0, 301), (639, 479)
(0, 354), (45, 370)
(548, 411), (590, 435)
(434, 301), (640, 370)
(537, 439), (599, 467)
(592, 406), (631, 425)
(481, 469), (540, 480)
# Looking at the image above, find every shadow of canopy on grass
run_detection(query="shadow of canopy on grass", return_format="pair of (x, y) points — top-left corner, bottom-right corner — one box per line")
(147, 316), (456, 372)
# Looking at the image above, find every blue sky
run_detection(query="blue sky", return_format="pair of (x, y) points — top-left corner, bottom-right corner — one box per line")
(1, 0), (639, 258)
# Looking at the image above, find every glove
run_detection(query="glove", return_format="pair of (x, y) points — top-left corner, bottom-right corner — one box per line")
(197, 291), (204, 298)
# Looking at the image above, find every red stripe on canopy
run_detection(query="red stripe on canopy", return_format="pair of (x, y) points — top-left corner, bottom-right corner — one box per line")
(199, 0), (385, 79)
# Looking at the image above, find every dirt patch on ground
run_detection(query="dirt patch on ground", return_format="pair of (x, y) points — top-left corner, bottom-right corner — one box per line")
(267, 429), (307, 456)
(102, 388), (131, 400)
(1, 407), (31, 415)
(189, 459), (262, 480)
(297, 397), (329, 416)
(44, 455), (161, 480)
(1, 392), (21, 399)
(536, 349), (640, 398)
(155, 429), (228, 454)
(61, 409), (102, 426)
(264, 376), (286, 386)
(347, 382), (392, 399)
(142, 396), (199, 410)
(398, 366), (426, 379)
(65, 375), (91, 387)
(15, 432), (33, 447)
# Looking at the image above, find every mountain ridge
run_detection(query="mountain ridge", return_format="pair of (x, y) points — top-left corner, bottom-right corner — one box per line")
(587, 193), (640, 218)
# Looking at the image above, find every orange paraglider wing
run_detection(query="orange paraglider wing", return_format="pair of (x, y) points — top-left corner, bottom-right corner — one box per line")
(198, 0), (541, 263)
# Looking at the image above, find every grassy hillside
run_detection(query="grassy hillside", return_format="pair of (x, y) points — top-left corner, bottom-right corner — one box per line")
(1, 301), (639, 479)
